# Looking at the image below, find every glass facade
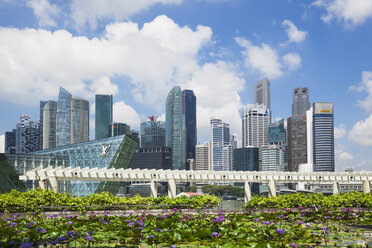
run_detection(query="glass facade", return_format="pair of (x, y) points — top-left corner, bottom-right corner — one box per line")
(32, 135), (138, 196)
(0, 154), (28, 193)
(292, 87), (310, 116)
(211, 118), (230, 171)
(40, 101), (48, 150)
(56, 87), (72, 147)
(129, 147), (172, 170)
(140, 120), (166, 148)
(95, 95), (113, 140)
(268, 119), (286, 144)
(233, 147), (259, 171)
(110, 122), (130, 136)
(43, 100), (57, 149)
(287, 116), (307, 172)
(71, 96), (89, 144)
(5, 129), (16, 154)
(182, 90), (197, 160)
(166, 86), (186, 170)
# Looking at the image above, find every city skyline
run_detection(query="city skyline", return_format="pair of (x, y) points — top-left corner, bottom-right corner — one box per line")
(0, 1), (372, 171)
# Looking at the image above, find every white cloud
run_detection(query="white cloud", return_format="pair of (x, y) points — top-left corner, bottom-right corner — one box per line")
(334, 124), (347, 139)
(113, 101), (141, 130)
(313, 0), (372, 27)
(283, 52), (301, 71)
(349, 114), (372, 146)
(335, 144), (354, 161)
(89, 76), (118, 96)
(235, 37), (283, 79)
(70, 0), (182, 30)
(281, 20), (308, 44)
(0, 134), (4, 153)
(27, 0), (60, 27)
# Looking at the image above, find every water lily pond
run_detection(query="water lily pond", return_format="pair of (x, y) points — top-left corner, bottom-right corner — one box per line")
(1, 206), (372, 247)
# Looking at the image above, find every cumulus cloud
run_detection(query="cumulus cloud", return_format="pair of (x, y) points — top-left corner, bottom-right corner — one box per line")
(283, 52), (301, 71)
(0, 134), (4, 153)
(335, 144), (354, 161)
(349, 114), (372, 146)
(313, 0), (372, 27)
(70, 0), (182, 30)
(89, 76), (118, 96)
(281, 20), (308, 44)
(235, 38), (283, 79)
(334, 124), (347, 139)
(113, 101), (141, 129)
(27, 0), (60, 27)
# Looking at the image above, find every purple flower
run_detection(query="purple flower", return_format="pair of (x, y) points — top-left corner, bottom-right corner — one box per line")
(88, 231), (94, 235)
(156, 228), (162, 233)
(279, 215), (284, 218)
(326, 216), (330, 219)
(103, 221), (109, 224)
(37, 227), (46, 233)
(276, 229), (285, 234)
(161, 215), (167, 219)
(212, 232), (220, 238)
(65, 216), (70, 219)
(125, 219), (131, 223)
(20, 241), (33, 248)
(66, 231), (74, 236)
(264, 221), (271, 225)
(337, 216), (342, 220)
(57, 236), (65, 242)
(290, 243), (297, 248)
(306, 224), (311, 228)
(149, 235), (155, 239)
(86, 236), (93, 241)
(139, 227), (143, 230)
(67, 221), (73, 225)
(321, 226), (327, 230)
(171, 245), (177, 248)
(129, 222), (134, 227)
(255, 218), (260, 222)
(298, 221), (304, 225)
(10, 222), (16, 227)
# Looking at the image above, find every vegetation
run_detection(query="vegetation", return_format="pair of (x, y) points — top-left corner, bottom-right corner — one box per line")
(202, 185), (244, 197)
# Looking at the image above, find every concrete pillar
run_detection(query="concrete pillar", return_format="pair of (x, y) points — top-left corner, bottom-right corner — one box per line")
(244, 182), (252, 203)
(38, 180), (47, 190)
(150, 181), (157, 198)
(168, 178), (176, 198)
(363, 180), (371, 194)
(268, 180), (276, 197)
(333, 182), (340, 195)
(48, 177), (58, 193)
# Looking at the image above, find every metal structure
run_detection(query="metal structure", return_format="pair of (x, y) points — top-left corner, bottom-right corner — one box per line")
(20, 167), (372, 202)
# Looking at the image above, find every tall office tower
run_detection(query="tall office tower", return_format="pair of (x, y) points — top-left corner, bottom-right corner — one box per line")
(130, 130), (140, 144)
(16, 115), (41, 153)
(39, 101), (48, 149)
(306, 107), (313, 165)
(182, 90), (197, 160)
(242, 104), (270, 148)
(261, 145), (287, 172)
(195, 141), (211, 170)
(166, 86), (186, 170)
(5, 129), (16, 154)
(110, 122), (130, 136)
(292, 87), (310, 116)
(313, 102), (335, 172)
(230, 134), (237, 170)
(254, 78), (270, 109)
(129, 147), (172, 170)
(234, 147), (260, 194)
(56, 87), (89, 147)
(43, 100), (57, 149)
(140, 116), (166, 148)
(95, 95), (113, 140)
(210, 118), (231, 171)
(287, 116), (307, 172)
(268, 119), (286, 145)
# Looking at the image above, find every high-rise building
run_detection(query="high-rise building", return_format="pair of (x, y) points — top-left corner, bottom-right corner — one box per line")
(166, 86), (186, 170)
(306, 107), (313, 165)
(254, 78), (270, 109)
(130, 130), (140, 144)
(5, 129), (16, 154)
(195, 142), (211, 170)
(43, 100), (57, 149)
(95, 95), (113, 140)
(268, 119), (286, 145)
(292, 87), (310, 116)
(129, 147), (172, 170)
(287, 115), (307, 172)
(261, 144), (287, 172)
(39, 101), (48, 150)
(140, 116), (166, 148)
(211, 118), (231, 171)
(56, 87), (89, 147)
(234, 147), (259, 172)
(16, 115), (41, 154)
(313, 102), (335, 172)
(242, 104), (270, 148)
(182, 90), (197, 160)
(110, 123), (130, 137)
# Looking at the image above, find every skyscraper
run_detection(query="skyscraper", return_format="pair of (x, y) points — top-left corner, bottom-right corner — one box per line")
(182, 90), (197, 160)
(166, 86), (186, 170)
(261, 144), (287, 172)
(313, 102), (335, 172)
(254, 78), (270, 109)
(242, 104), (270, 148)
(210, 118), (231, 171)
(110, 123), (130, 137)
(16, 115), (40, 153)
(292, 87), (310, 116)
(56, 87), (89, 147)
(5, 129), (16, 154)
(287, 115), (307, 172)
(140, 116), (166, 148)
(39, 101), (48, 150)
(195, 142), (211, 170)
(95, 95), (113, 140)
(268, 119), (286, 145)
(43, 100), (57, 149)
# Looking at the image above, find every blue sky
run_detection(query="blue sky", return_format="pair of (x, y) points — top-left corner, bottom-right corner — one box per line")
(0, 0), (372, 171)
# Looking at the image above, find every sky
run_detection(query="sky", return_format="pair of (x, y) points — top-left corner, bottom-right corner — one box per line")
(0, 0), (372, 171)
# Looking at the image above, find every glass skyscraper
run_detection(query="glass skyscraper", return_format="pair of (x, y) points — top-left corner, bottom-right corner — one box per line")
(5, 129), (16, 154)
(292, 87), (310, 116)
(95, 95), (113, 140)
(313, 102), (335, 172)
(140, 117), (166, 148)
(254, 78), (270, 109)
(210, 118), (230, 171)
(56, 87), (72, 147)
(166, 86), (186, 170)
(110, 122), (130, 137)
(182, 90), (197, 160)
(43, 100), (57, 149)
(268, 119), (286, 145)
(39, 101), (48, 150)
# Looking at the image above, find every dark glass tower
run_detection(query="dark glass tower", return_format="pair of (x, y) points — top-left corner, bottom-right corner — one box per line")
(95, 95), (113, 140)
(268, 119), (286, 145)
(5, 129), (16, 154)
(140, 117), (166, 148)
(287, 116), (307, 172)
(182, 90), (197, 160)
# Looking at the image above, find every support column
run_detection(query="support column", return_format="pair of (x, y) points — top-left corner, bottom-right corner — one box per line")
(244, 182), (252, 203)
(333, 181), (340, 195)
(38, 180), (47, 190)
(48, 177), (58, 193)
(268, 180), (276, 197)
(150, 181), (157, 198)
(168, 178), (176, 198)
(363, 180), (371, 194)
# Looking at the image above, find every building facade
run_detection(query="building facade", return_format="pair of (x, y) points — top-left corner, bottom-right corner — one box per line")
(182, 90), (197, 160)
(211, 118), (231, 171)
(39, 101), (48, 150)
(242, 104), (270, 148)
(313, 102), (335, 172)
(268, 119), (286, 145)
(140, 117), (166, 148)
(16, 115), (40, 154)
(195, 142), (211, 170)
(254, 78), (270, 109)
(233, 147), (259, 172)
(292, 87), (310, 116)
(43, 100), (57, 150)
(95, 95), (113, 140)
(5, 129), (16, 154)
(287, 116), (307, 172)
(260, 144), (287, 172)
(129, 146), (172, 170)
(166, 86), (186, 170)
(110, 122), (130, 137)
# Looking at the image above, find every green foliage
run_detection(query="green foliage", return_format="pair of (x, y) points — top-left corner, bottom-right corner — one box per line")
(244, 192), (372, 209)
(202, 185), (244, 197)
(0, 188), (220, 212)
